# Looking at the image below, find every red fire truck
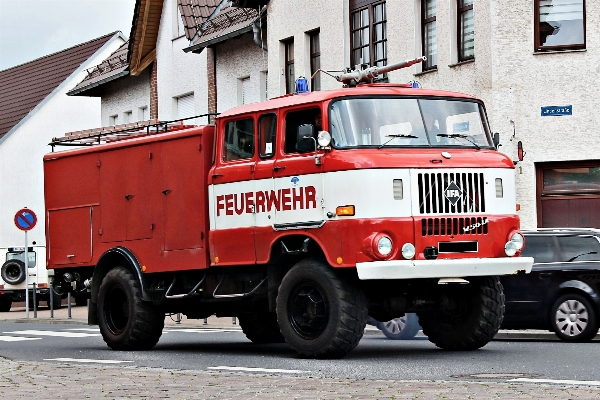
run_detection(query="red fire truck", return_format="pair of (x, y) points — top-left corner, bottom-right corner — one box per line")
(44, 59), (533, 358)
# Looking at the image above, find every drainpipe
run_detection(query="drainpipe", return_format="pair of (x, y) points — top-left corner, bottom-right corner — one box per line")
(252, 20), (267, 51)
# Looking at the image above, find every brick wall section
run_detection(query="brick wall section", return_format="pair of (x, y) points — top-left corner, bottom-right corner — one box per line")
(149, 61), (158, 120)
(207, 47), (217, 124)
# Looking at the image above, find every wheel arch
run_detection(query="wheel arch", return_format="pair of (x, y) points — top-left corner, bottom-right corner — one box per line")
(89, 247), (149, 325)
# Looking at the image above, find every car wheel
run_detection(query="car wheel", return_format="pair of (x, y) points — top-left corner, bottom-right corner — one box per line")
(98, 266), (164, 350)
(276, 257), (367, 358)
(380, 313), (422, 340)
(551, 293), (598, 342)
(0, 295), (12, 312)
(1, 260), (26, 285)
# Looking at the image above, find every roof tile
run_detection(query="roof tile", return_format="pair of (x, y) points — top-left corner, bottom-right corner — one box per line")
(0, 32), (118, 139)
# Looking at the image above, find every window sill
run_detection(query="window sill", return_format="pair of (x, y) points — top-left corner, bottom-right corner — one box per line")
(172, 34), (186, 42)
(533, 49), (586, 55)
(448, 59), (474, 68)
(414, 68), (437, 77)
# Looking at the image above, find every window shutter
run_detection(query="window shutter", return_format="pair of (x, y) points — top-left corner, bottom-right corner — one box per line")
(177, 94), (195, 120)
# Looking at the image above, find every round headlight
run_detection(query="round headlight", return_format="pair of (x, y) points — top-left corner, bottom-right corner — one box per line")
(377, 236), (393, 256)
(317, 130), (332, 147)
(510, 232), (524, 250)
(401, 243), (416, 260)
(504, 241), (517, 257)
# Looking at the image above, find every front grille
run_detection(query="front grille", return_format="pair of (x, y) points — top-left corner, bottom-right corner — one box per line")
(421, 217), (489, 236)
(417, 172), (486, 214)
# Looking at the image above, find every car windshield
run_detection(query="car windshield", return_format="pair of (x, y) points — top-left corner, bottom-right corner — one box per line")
(329, 97), (493, 149)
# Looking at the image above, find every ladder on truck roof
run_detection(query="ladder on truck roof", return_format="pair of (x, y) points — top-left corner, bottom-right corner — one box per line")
(49, 114), (217, 151)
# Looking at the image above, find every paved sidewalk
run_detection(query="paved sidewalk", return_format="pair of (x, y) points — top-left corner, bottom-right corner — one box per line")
(0, 357), (599, 399)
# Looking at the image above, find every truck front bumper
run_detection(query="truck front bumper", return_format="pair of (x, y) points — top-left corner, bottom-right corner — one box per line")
(356, 257), (534, 280)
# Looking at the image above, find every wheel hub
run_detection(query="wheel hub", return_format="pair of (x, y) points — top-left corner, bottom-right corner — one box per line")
(555, 299), (588, 336)
(288, 283), (329, 340)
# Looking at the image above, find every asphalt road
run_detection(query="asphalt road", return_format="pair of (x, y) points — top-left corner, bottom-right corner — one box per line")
(1, 321), (598, 385)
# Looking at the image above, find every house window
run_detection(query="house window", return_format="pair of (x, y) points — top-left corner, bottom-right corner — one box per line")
(309, 30), (321, 91)
(123, 111), (132, 124)
(238, 77), (251, 105)
(535, 0), (585, 52)
(458, 0), (474, 61)
(350, 1), (387, 73)
(284, 39), (295, 94)
(422, 0), (437, 70)
(260, 71), (268, 101)
(138, 106), (148, 121)
(176, 93), (195, 121)
(109, 115), (118, 125)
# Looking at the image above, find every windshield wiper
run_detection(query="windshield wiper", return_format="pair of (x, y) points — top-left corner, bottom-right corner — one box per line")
(567, 251), (598, 262)
(378, 134), (418, 149)
(437, 134), (480, 150)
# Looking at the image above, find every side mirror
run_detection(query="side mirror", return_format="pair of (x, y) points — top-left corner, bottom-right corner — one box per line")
(493, 132), (500, 149)
(296, 124), (315, 153)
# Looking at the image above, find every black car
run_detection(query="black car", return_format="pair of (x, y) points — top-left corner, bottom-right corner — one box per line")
(501, 229), (600, 342)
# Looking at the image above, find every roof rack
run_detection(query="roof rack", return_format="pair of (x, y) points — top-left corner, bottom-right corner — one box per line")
(49, 114), (218, 151)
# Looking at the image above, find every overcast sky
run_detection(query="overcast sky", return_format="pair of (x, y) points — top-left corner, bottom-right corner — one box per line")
(0, 0), (136, 71)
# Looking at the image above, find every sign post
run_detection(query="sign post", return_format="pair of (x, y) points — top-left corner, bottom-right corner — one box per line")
(14, 209), (37, 319)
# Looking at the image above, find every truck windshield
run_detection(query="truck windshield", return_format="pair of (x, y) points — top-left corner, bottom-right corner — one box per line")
(329, 97), (493, 149)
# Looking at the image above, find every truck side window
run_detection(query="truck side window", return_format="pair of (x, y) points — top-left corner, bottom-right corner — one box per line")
(223, 119), (254, 161)
(258, 114), (277, 158)
(284, 108), (321, 153)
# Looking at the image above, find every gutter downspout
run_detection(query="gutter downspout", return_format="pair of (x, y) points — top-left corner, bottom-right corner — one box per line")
(252, 21), (267, 51)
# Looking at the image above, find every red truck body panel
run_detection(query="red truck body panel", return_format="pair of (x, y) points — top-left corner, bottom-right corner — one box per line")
(44, 125), (214, 273)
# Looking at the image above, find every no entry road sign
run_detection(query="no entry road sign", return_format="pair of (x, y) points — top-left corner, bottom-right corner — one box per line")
(14, 209), (37, 231)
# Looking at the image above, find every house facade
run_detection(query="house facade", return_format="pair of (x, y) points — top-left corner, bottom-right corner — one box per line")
(266, 0), (599, 230)
(0, 32), (125, 299)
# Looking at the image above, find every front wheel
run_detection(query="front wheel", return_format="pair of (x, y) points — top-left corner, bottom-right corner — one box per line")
(551, 293), (598, 342)
(276, 258), (368, 358)
(97, 267), (164, 350)
(417, 276), (504, 350)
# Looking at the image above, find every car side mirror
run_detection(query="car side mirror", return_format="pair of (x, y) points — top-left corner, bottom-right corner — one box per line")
(493, 132), (500, 149)
(296, 124), (315, 153)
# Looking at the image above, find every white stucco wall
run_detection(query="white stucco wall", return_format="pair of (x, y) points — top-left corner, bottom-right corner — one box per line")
(156, 0), (209, 124)
(0, 35), (125, 254)
(267, 0), (347, 97)
(100, 69), (151, 126)
(268, 0), (599, 229)
(215, 33), (269, 112)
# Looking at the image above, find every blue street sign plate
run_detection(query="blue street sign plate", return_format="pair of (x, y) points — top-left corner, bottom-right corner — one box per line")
(541, 105), (572, 116)
(14, 209), (37, 231)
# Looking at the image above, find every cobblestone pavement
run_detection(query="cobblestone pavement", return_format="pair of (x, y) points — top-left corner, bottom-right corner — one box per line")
(0, 357), (599, 399)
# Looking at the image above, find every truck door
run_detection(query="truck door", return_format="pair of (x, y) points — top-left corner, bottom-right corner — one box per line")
(272, 107), (324, 230)
(210, 117), (257, 265)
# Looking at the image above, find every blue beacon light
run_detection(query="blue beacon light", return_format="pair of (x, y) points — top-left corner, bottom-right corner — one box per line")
(295, 77), (309, 94)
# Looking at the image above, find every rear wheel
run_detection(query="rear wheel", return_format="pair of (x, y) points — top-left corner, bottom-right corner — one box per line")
(551, 293), (598, 342)
(417, 276), (504, 350)
(98, 267), (164, 350)
(0, 296), (12, 312)
(238, 312), (285, 344)
(276, 258), (367, 358)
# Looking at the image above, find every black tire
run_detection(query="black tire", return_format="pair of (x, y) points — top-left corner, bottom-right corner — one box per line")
(0, 296), (12, 312)
(551, 293), (598, 342)
(97, 266), (164, 350)
(238, 312), (285, 344)
(1, 260), (26, 285)
(417, 276), (504, 350)
(47, 285), (63, 310)
(380, 313), (422, 340)
(276, 258), (368, 358)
